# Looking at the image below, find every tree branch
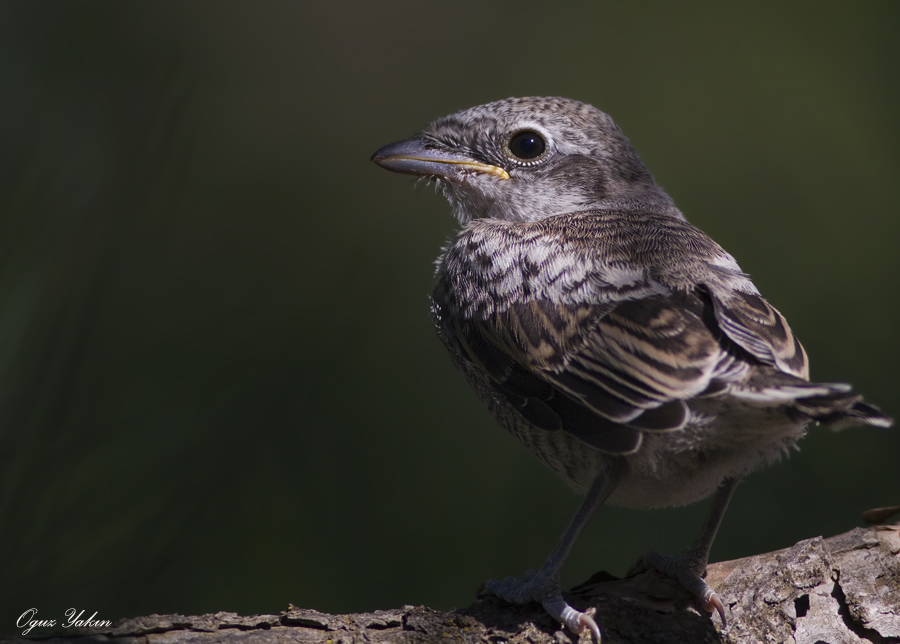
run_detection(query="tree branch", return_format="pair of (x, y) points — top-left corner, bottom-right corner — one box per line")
(9, 524), (900, 644)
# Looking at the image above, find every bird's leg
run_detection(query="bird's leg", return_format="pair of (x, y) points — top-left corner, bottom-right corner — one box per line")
(484, 460), (624, 641)
(639, 476), (739, 623)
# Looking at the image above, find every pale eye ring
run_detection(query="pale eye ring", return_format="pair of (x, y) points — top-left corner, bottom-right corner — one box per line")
(506, 130), (547, 163)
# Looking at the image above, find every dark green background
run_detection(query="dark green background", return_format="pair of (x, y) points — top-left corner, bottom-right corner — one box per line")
(2, 1), (898, 636)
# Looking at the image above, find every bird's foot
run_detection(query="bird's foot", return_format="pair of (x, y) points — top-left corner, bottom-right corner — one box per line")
(636, 550), (726, 624)
(484, 571), (601, 641)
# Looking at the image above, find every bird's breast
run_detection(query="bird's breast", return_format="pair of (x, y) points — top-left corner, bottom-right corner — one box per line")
(433, 218), (671, 322)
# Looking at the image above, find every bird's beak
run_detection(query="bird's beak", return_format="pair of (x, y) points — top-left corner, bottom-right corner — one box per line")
(371, 136), (510, 181)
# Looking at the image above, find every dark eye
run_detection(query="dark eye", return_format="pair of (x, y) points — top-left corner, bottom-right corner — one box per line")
(507, 130), (546, 161)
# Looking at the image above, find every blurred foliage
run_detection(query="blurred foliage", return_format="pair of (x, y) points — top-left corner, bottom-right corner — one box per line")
(1, 0), (898, 635)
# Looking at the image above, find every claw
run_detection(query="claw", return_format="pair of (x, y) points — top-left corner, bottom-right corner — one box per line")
(702, 590), (727, 625)
(641, 551), (728, 625)
(486, 574), (602, 641)
(561, 605), (601, 642)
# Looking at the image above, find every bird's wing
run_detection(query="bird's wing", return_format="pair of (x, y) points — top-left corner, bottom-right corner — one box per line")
(449, 287), (735, 454)
(708, 287), (809, 379)
(448, 280), (812, 454)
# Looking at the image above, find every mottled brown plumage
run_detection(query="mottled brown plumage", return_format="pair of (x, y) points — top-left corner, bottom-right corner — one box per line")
(372, 97), (891, 640)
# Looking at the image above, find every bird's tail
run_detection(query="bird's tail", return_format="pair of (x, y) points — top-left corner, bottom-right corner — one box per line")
(733, 370), (892, 431)
(792, 388), (893, 431)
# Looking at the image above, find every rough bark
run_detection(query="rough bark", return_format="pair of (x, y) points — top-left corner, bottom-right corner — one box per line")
(8, 524), (899, 644)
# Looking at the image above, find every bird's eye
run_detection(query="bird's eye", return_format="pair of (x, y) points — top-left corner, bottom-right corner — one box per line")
(507, 130), (547, 162)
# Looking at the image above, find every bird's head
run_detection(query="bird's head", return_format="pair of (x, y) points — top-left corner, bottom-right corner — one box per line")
(372, 96), (678, 223)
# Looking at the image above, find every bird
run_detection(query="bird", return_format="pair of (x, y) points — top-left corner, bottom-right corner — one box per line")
(370, 97), (892, 641)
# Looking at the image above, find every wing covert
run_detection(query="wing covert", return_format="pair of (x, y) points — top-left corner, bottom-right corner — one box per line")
(448, 289), (728, 454)
(710, 289), (809, 379)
